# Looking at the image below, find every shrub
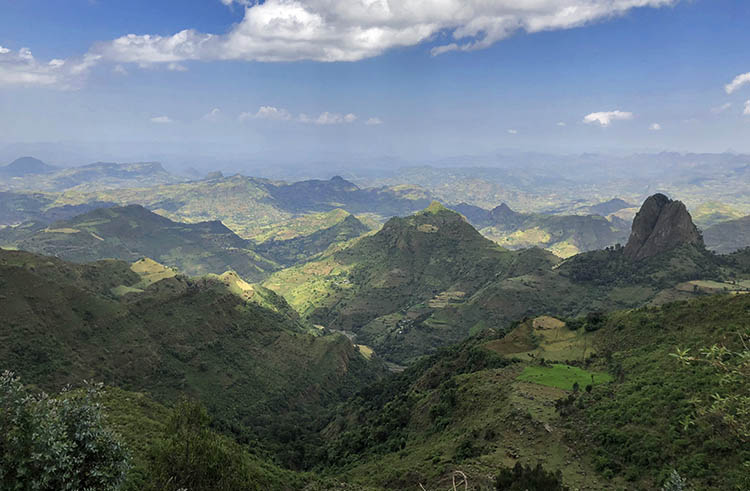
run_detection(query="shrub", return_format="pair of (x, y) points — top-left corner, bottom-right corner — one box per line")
(495, 462), (569, 490)
(0, 371), (128, 491)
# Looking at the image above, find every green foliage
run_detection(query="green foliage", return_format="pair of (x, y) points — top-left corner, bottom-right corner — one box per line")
(568, 295), (750, 489)
(0, 248), (382, 471)
(6, 205), (278, 282)
(145, 399), (299, 491)
(0, 372), (128, 491)
(494, 462), (569, 491)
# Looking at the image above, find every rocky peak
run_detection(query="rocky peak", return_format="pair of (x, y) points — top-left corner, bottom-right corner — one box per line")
(623, 193), (703, 260)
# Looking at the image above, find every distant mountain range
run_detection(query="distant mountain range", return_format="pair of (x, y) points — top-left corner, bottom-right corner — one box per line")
(451, 201), (630, 257)
(0, 157), (182, 192)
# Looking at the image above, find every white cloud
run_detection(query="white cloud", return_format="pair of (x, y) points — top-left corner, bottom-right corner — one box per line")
(583, 110), (634, 127)
(711, 102), (732, 114)
(310, 112), (357, 125)
(88, 1), (678, 65)
(365, 117), (383, 125)
(202, 108), (221, 122)
(725, 72), (750, 94)
(507, 129), (518, 134)
(0, 45), (99, 88)
(150, 115), (173, 124)
(649, 123), (662, 131)
(167, 62), (188, 72)
(744, 100), (750, 116)
(113, 64), (128, 75)
(253, 105), (293, 121)
(556, 122), (566, 127)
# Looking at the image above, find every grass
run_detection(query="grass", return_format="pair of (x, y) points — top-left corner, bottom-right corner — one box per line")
(516, 363), (613, 390)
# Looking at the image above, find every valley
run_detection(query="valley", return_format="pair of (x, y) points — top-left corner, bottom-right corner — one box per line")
(1, 157), (749, 490)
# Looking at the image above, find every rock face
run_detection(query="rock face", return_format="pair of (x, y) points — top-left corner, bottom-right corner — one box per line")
(624, 194), (703, 260)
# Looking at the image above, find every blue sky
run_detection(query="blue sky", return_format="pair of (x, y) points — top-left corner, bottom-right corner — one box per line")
(1, 0), (749, 169)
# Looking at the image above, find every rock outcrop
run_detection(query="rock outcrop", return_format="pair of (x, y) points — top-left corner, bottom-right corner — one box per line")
(624, 194), (703, 260)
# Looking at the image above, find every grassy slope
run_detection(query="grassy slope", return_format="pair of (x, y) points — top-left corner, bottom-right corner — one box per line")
(0, 249), (382, 460)
(256, 211), (371, 266)
(318, 294), (749, 490)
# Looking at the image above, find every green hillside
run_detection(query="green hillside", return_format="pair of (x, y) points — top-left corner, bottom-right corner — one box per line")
(255, 210), (372, 266)
(318, 294), (749, 490)
(2, 204), (278, 282)
(264, 203), (561, 363)
(704, 215), (750, 253)
(0, 249), (383, 465)
(51, 175), (430, 240)
(451, 202), (629, 257)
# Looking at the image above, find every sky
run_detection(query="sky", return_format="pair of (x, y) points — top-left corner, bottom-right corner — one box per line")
(1, 0), (750, 170)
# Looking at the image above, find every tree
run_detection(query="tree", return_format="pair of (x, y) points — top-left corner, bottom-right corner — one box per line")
(0, 371), (128, 491)
(146, 399), (264, 491)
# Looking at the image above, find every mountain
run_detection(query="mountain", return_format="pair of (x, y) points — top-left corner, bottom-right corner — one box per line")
(451, 202), (629, 257)
(48, 174), (431, 240)
(255, 210), (371, 266)
(0, 248), (383, 464)
(318, 294), (750, 490)
(264, 203), (560, 363)
(5, 205), (278, 282)
(691, 201), (746, 228)
(624, 193), (703, 260)
(0, 156), (57, 176)
(704, 215), (750, 253)
(587, 197), (633, 216)
(0, 161), (182, 192)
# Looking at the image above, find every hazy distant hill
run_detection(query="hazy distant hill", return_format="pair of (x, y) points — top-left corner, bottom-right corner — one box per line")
(255, 209), (371, 266)
(0, 158), (183, 192)
(5, 205), (278, 282)
(451, 202), (629, 257)
(704, 215), (750, 253)
(51, 174), (431, 239)
(0, 156), (57, 177)
(586, 197), (634, 216)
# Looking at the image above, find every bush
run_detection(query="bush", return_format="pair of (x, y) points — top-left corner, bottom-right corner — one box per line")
(0, 371), (129, 491)
(495, 462), (569, 490)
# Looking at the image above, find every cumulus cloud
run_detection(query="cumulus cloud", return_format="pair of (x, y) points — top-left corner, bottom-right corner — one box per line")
(150, 115), (173, 124)
(365, 117), (383, 125)
(507, 129), (518, 134)
(556, 122), (566, 127)
(649, 123), (662, 131)
(113, 64), (128, 75)
(583, 110), (634, 127)
(0, 45), (99, 88)
(253, 105), (293, 121)
(745, 100), (750, 116)
(88, 0), (678, 65)
(725, 72), (750, 94)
